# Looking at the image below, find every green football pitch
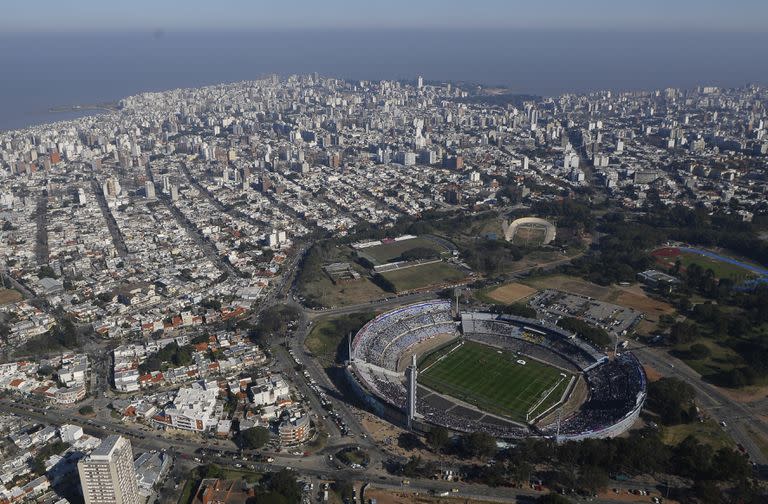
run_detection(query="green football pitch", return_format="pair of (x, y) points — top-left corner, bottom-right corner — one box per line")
(419, 340), (572, 423)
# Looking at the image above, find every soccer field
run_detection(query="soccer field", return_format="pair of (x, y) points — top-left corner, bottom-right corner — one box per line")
(419, 341), (571, 423)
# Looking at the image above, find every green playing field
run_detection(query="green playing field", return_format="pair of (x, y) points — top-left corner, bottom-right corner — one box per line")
(419, 340), (571, 423)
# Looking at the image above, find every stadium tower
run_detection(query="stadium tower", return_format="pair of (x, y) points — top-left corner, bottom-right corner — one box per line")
(406, 354), (418, 429)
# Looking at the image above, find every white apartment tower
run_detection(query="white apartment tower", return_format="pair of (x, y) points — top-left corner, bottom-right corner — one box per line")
(78, 435), (140, 504)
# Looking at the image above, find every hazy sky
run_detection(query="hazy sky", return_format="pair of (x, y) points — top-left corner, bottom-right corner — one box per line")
(3, 0), (768, 32)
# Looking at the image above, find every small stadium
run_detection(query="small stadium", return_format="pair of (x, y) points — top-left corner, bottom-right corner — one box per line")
(503, 217), (556, 247)
(346, 300), (646, 440)
(352, 234), (469, 293)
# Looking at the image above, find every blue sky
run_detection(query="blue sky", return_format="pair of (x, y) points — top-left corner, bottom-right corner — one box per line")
(3, 0), (767, 32)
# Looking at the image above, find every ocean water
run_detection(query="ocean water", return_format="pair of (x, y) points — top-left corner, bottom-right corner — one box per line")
(1, 29), (767, 132)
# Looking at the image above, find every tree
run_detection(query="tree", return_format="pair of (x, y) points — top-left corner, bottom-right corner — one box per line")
(371, 273), (396, 293)
(669, 321), (699, 345)
(691, 479), (721, 504)
(556, 317), (611, 348)
(426, 426), (450, 452)
(200, 464), (224, 479)
(647, 377), (697, 425)
(265, 470), (302, 504)
(460, 432), (497, 459)
(401, 456), (424, 477)
(332, 480), (354, 502)
(536, 494), (573, 504)
(672, 436), (713, 479)
(399, 247), (439, 262)
(78, 405), (95, 416)
(688, 343), (710, 360)
(711, 447), (751, 481)
(238, 427), (271, 450)
(577, 465), (608, 494)
(490, 303), (537, 318)
(252, 493), (289, 504)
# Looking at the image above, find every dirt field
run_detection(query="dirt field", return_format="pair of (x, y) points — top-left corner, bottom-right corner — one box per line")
(643, 365), (664, 383)
(360, 413), (444, 463)
(303, 272), (387, 307)
(511, 226), (547, 247)
(486, 282), (538, 304)
(0, 288), (22, 305)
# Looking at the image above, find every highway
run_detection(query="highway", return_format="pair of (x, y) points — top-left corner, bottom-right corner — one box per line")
(633, 345), (768, 467)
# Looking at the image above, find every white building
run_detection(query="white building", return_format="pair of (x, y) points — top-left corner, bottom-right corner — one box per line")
(164, 383), (219, 432)
(78, 435), (140, 504)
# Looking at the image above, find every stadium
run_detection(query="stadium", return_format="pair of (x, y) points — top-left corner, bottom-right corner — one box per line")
(502, 217), (557, 246)
(346, 300), (646, 441)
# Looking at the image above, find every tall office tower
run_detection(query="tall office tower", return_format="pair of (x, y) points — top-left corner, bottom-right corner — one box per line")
(405, 354), (418, 429)
(170, 184), (179, 202)
(417, 75), (423, 89)
(78, 435), (140, 504)
(145, 181), (156, 200)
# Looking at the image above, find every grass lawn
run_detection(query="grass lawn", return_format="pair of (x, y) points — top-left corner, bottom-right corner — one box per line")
(177, 478), (196, 504)
(380, 261), (467, 292)
(306, 319), (346, 365)
(419, 340), (571, 423)
(306, 313), (375, 365)
(672, 338), (743, 378)
(511, 226), (548, 247)
(358, 237), (449, 265)
(662, 419), (736, 450)
(677, 252), (757, 282)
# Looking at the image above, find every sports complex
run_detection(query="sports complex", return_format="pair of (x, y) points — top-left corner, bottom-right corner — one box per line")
(346, 300), (646, 441)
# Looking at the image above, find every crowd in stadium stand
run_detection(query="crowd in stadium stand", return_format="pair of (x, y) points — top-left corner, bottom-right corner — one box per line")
(418, 398), (529, 438)
(351, 300), (459, 370)
(348, 301), (646, 440)
(539, 353), (646, 438)
(461, 313), (606, 371)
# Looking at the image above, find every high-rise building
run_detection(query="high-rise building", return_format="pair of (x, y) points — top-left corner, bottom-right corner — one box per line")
(78, 435), (140, 504)
(145, 181), (156, 200)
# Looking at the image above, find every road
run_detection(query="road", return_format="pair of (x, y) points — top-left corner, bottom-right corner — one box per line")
(179, 162), (271, 229)
(0, 397), (645, 504)
(34, 192), (49, 266)
(144, 165), (239, 279)
(633, 345), (768, 466)
(91, 178), (129, 257)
